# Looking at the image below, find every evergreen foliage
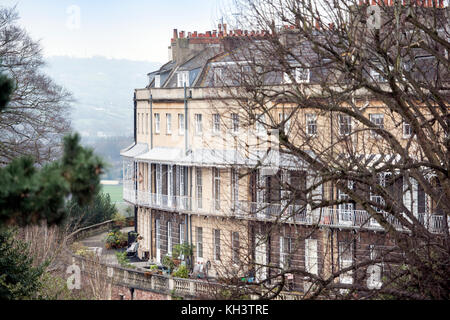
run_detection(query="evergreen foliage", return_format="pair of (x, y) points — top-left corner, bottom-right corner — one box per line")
(0, 73), (14, 111)
(0, 227), (46, 300)
(0, 134), (104, 226)
(66, 192), (117, 230)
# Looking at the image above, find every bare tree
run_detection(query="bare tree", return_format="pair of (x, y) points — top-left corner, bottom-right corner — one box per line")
(209, 0), (449, 299)
(0, 5), (72, 165)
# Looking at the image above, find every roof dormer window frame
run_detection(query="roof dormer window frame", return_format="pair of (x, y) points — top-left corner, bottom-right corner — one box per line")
(177, 70), (190, 88)
(283, 63), (311, 84)
(154, 74), (161, 88)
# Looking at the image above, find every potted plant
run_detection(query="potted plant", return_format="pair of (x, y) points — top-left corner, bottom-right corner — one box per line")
(173, 243), (195, 269)
(162, 255), (176, 274)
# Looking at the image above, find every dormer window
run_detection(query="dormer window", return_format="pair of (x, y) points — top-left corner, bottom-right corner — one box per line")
(370, 63), (388, 82)
(283, 67), (310, 84)
(154, 75), (161, 88)
(213, 67), (223, 86)
(177, 71), (189, 87)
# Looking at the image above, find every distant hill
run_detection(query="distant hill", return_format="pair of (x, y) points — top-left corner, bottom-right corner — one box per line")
(82, 135), (134, 180)
(43, 56), (160, 137)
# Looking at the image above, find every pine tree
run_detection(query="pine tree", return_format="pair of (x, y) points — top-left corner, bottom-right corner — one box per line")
(0, 73), (14, 112)
(0, 71), (105, 299)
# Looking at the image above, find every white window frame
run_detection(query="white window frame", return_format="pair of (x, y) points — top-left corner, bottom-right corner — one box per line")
(179, 223), (185, 259)
(338, 180), (355, 223)
(256, 114), (266, 134)
(232, 231), (240, 265)
(370, 173), (387, 214)
(305, 238), (318, 275)
(338, 114), (352, 136)
(154, 75), (161, 88)
(403, 121), (412, 138)
(367, 245), (383, 289)
(177, 71), (189, 87)
(213, 113), (220, 134)
(155, 219), (161, 263)
(178, 113), (185, 135)
(231, 168), (239, 207)
(154, 113), (160, 134)
(306, 113), (317, 136)
(370, 63), (386, 82)
(255, 234), (268, 281)
(196, 227), (203, 259)
(196, 167), (203, 209)
(280, 236), (292, 269)
(231, 113), (239, 133)
(284, 67), (310, 84)
(145, 113), (149, 135)
(213, 67), (223, 86)
(369, 113), (384, 137)
(137, 113), (141, 134)
(279, 112), (291, 133)
(167, 221), (172, 256)
(213, 168), (220, 210)
(195, 114), (202, 135)
(338, 241), (353, 284)
(213, 229), (221, 261)
(166, 113), (172, 134)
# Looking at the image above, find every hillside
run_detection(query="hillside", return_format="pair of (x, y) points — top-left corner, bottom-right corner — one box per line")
(43, 56), (160, 137)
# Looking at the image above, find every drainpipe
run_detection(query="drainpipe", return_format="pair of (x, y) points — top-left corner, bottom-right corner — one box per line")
(134, 91), (137, 143)
(184, 83), (192, 155)
(148, 90), (153, 260)
(149, 92), (153, 150)
(189, 214), (193, 272)
(150, 209), (153, 261)
(134, 206), (138, 233)
(133, 92), (138, 216)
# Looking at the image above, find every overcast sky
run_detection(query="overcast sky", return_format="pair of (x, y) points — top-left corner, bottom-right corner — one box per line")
(2, 0), (232, 63)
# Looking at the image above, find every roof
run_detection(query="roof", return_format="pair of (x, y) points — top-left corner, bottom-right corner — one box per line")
(120, 143), (149, 158)
(135, 147), (184, 163)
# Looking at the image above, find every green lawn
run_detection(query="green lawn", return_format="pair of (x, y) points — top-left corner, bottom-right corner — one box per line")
(101, 184), (123, 203)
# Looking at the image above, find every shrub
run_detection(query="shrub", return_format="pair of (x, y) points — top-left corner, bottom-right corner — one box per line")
(112, 212), (126, 228)
(104, 230), (127, 249)
(115, 251), (135, 269)
(172, 265), (189, 279)
(162, 255), (176, 272)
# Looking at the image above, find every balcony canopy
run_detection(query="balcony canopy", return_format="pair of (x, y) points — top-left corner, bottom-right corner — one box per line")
(136, 147), (184, 163)
(126, 146), (315, 170)
(120, 143), (149, 158)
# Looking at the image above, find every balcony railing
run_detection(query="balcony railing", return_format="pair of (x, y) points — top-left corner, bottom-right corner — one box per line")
(126, 188), (448, 234)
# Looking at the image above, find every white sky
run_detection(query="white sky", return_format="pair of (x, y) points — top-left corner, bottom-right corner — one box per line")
(2, 0), (232, 63)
